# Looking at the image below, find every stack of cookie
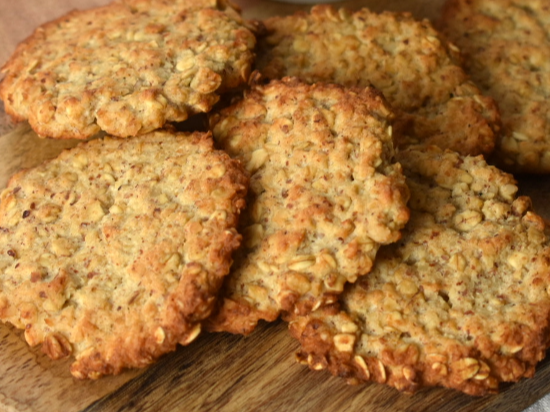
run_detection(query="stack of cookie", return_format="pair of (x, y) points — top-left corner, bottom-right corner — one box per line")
(243, 3), (550, 396)
(0, 0), (549, 398)
(0, 0), (256, 379)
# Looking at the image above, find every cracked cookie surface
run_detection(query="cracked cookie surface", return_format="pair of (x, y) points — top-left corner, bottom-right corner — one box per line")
(207, 77), (410, 335)
(290, 145), (550, 396)
(256, 5), (500, 157)
(0, 129), (248, 378)
(0, 0), (256, 139)
(441, 0), (550, 173)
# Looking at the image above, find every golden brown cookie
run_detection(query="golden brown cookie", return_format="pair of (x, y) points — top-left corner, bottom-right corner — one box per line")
(0, 129), (248, 378)
(207, 77), (410, 335)
(0, 0), (256, 139)
(256, 5), (500, 157)
(290, 145), (550, 396)
(440, 0), (550, 173)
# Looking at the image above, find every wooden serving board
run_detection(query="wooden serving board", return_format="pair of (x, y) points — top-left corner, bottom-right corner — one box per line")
(1, 1), (550, 411)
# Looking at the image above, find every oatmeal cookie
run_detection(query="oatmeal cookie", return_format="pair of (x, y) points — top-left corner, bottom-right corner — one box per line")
(207, 77), (410, 335)
(0, 129), (248, 378)
(290, 145), (550, 396)
(0, 0), (256, 139)
(256, 5), (500, 157)
(441, 0), (550, 173)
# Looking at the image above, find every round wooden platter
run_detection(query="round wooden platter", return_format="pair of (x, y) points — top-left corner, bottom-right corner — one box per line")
(1, 1), (550, 411)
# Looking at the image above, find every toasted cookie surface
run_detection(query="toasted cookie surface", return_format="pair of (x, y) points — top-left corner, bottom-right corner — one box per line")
(0, 0), (256, 139)
(207, 77), (410, 335)
(290, 146), (550, 396)
(0, 130), (248, 378)
(256, 5), (499, 157)
(441, 0), (550, 173)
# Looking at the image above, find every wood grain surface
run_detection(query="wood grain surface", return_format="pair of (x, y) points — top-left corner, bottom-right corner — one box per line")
(1, 1), (550, 411)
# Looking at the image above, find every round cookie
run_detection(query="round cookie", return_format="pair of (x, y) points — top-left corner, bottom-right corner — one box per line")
(440, 0), (550, 173)
(207, 77), (410, 335)
(290, 145), (550, 396)
(0, 129), (248, 378)
(0, 0), (256, 139)
(255, 5), (500, 157)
